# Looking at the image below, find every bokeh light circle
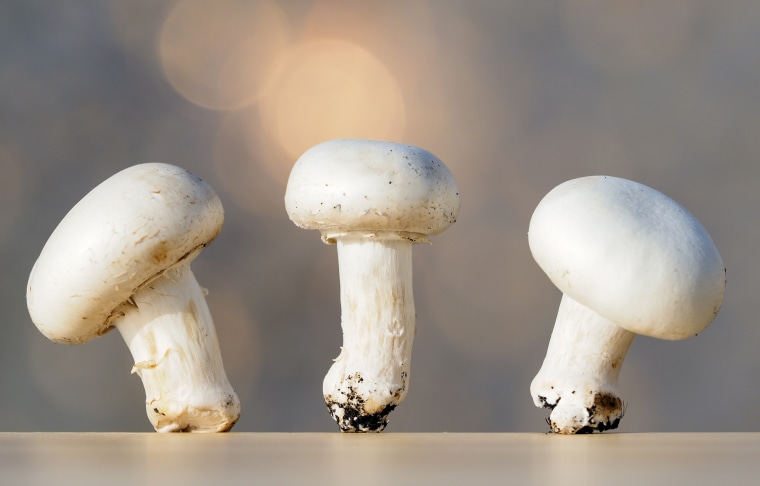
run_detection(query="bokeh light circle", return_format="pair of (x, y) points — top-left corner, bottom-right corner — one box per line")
(159, 0), (288, 110)
(259, 39), (406, 161)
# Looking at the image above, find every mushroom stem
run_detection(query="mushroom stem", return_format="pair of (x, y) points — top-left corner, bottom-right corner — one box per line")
(530, 294), (635, 434)
(114, 261), (240, 432)
(322, 232), (417, 432)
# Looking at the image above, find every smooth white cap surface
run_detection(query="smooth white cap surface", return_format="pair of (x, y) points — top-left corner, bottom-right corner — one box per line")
(528, 176), (725, 339)
(285, 139), (460, 239)
(27, 163), (224, 344)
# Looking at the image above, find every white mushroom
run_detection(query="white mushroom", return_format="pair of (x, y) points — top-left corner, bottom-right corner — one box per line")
(285, 139), (460, 432)
(27, 163), (240, 432)
(528, 176), (726, 434)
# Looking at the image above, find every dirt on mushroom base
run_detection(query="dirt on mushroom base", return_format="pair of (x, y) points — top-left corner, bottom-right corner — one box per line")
(539, 391), (623, 434)
(148, 394), (239, 433)
(324, 372), (406, 432)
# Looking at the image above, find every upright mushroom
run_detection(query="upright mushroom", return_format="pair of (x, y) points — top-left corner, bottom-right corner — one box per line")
(27, 163), (240, 432)
(285, 139), (460, 432)
(528, 176), (726, 434)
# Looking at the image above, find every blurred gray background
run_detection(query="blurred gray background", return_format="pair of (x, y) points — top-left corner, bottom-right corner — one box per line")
(1, 0), (757, 433)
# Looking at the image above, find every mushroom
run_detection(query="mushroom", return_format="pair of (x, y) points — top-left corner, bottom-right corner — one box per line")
(27, 163), (240, 432)
(528, 175), (726, 434)
(285, 139), (460, 432)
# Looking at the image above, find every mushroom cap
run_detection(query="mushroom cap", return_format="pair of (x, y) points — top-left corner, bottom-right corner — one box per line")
(528, 176), (725, 340)
(27, 163), (224, 344)
(284, 139), (460, 238)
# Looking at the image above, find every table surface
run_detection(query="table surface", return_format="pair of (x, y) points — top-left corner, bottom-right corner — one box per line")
(2, 432), (758, 485)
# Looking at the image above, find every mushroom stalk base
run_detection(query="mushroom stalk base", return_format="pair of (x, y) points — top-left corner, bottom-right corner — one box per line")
(530, 294), (635, 434)
(323, 233), (415, 432)
(114, 262), (240, 432)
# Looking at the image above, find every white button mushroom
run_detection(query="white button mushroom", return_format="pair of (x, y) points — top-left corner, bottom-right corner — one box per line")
(528, 175), (726, 434)
(27, 163), (240, 433)
(285, 139), (460, 432)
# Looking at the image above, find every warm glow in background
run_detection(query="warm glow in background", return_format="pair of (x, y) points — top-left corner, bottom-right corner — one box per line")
(1, 0), (758, 433)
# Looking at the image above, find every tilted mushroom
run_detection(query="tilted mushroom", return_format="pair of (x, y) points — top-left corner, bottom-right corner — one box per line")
(528, 176), (726, 434)
(285, 139), (460, 432)
(27, 163), (240, 432)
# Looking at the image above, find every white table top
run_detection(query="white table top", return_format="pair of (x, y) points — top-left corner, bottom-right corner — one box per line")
(2, 432), (758, 485)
